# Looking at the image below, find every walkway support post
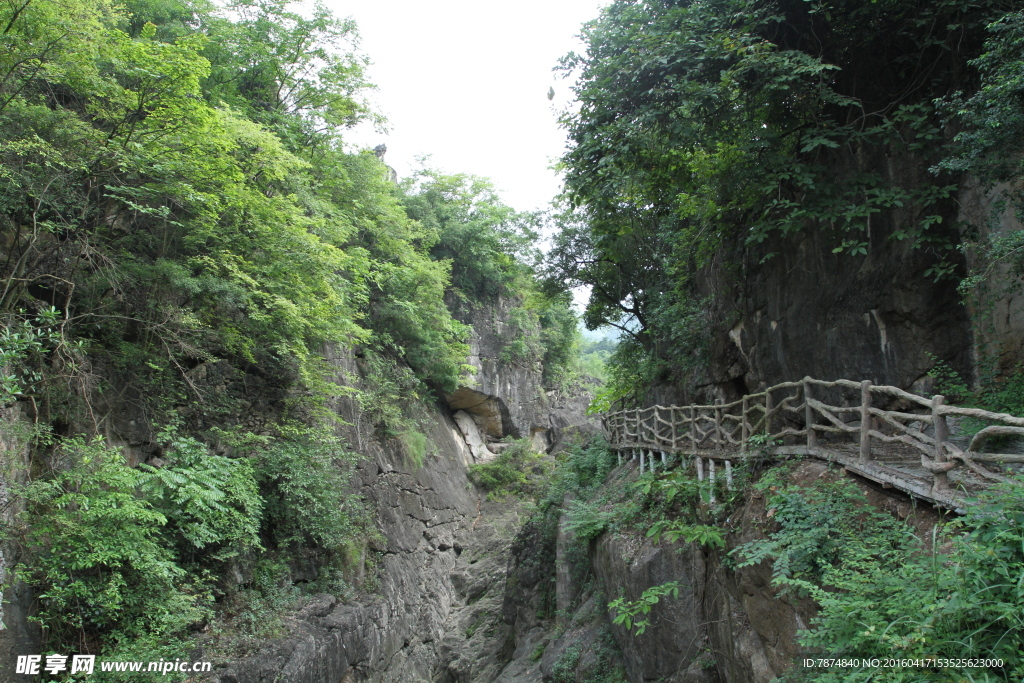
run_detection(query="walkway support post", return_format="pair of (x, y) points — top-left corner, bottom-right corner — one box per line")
(932, 394), (949, 492)
(804, 377), (817, 449)
(860, 380), (872, 462)
(709, 459), (716, 504)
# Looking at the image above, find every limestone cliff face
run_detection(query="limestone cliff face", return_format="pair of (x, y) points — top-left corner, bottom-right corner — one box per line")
(667, 154), (1024, 403)
(211, 390), (516, 683)
(501, 460), (944, 683)
(446, 294), (598, 454)
(957, 179), (1024, 371)
(695, 226), (974, 403)
(207, 310), (597, 681)
(0, 407), (40, 676)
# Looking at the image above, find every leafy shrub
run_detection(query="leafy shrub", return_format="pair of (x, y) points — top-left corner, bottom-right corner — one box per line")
(646, 520), (724, 548)
(400, 429), (430, 468)
(138, 432), (262, 558)
(563, 498), (616, 542)
(467, 438), (539, 498)
(927, 357), (1024, 448)
(927, 355), (1024, 418)
(607, 582), (679, 635)
(926, 354), (972, 404)
(13, 437), (212, 654)
(0, 307), (64, 405)
(733, 469), (908, 590)
(202, 556), (308, 665)
(737, 471), (1024, 681)
(356, 348), (430, 436)
(550, 644), (582, 683)
(256, 429), (364, 552)
(542, 438), (617, 506)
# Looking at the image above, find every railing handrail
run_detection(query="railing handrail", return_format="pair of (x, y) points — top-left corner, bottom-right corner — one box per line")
(601, 375), (1024, 506)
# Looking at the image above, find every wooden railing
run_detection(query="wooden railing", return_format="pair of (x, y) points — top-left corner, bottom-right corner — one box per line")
(602, 377), (1024, 509)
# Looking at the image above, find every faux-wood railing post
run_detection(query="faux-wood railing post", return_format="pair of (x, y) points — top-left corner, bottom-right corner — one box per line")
(803, 377), (817, 448)
(932, 394), (949, 491)
(714, 398), (723, 448)
(741, 395), (749, 450)
(764, 390), (774, 436)
(860, 380), (872, 462)
(689, 405), (697, 452)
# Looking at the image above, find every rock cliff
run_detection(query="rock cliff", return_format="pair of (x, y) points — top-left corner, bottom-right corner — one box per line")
(202, 318), (597, 681)
(0, 408), (39, 675)
(696, 226), (974, 403)
(500, 459), (946, 683)
(446, 295), (598, 454)
(210, 393), (517, 682)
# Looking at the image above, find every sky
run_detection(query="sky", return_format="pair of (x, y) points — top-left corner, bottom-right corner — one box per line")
(327, 0), (608, 213)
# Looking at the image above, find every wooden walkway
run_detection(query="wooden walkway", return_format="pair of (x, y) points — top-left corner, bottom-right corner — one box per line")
(602, 377), (1024, 511)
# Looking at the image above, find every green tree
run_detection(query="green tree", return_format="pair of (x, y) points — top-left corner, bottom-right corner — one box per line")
(402, 168), (539, 301)
(14, 438), (212, 653)
(551, 0), (1008, 397)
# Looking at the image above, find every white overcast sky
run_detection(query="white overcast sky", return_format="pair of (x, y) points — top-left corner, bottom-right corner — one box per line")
(327, 0), (608, 212)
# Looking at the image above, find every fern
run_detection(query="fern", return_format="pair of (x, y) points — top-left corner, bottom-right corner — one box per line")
(138, 434), (262, 554)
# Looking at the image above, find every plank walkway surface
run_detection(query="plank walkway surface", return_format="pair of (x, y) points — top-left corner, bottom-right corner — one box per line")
(601, 377), (1024, 511)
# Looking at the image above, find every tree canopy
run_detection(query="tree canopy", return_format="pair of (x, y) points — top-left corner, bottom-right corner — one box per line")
(0, 0), (582, 664)
(552, 0), (1021, 401)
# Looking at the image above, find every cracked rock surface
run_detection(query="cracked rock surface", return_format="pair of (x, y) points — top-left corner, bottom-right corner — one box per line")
(210, 400), (529, 683)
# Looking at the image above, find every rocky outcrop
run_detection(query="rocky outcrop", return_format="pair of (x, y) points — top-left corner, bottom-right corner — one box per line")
(452, 410), (496, 462)
(0, 407), (39, 676)
(957, 179), (1024, 372)
(447, 295), (600, 453)
(498, 459), (946, 683)
(698, 225), (974, 402)
(211, 395), (480, 682)
(592, 533), (707, 681)
(501, 508), (629, 683)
